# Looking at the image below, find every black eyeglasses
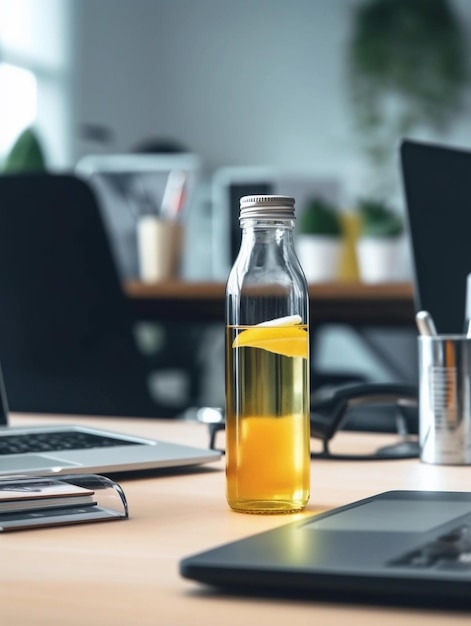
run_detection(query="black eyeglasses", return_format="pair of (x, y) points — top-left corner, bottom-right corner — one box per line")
(200, 382), (419, 461)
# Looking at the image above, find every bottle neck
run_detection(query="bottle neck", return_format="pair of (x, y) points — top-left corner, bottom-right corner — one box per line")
(227, 217), (308, 326)
(237, 218), (299, 278)
(239, 218), (296, 247)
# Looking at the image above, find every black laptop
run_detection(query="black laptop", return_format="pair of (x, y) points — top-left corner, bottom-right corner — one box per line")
(181, 490), (471, 606)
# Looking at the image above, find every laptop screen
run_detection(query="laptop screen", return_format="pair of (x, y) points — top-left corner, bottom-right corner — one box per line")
(401, 139), (471, 334)
(0, 363), (8, 426)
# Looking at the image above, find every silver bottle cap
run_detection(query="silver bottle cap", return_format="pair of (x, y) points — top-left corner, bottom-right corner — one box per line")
(239, 195), (296, 220)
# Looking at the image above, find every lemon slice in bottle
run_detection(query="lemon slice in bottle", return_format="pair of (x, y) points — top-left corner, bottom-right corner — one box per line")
(232, 315), (308, 359)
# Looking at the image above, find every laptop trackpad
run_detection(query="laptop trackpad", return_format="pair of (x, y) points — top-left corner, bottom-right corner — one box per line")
(3, 455), (80, 473)
(306, 500), (471, 533)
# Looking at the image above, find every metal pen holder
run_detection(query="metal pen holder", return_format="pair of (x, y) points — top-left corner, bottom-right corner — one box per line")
(418, 335), (471, 465)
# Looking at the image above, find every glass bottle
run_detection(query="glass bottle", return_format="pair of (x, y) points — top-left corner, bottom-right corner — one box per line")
(225, 195), (310, 514)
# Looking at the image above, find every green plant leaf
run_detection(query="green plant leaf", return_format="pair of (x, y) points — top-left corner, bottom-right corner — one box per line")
(358, 198), (403, 238)
(3, 127), (47, 173)
(298, 197), (342, 236)
(348, 0), (469, 173)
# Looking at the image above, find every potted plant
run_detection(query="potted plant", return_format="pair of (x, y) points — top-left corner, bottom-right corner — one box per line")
(296, 197), (343, 283)
(355, 198), (405, 283)
(347, 0), (469, 200)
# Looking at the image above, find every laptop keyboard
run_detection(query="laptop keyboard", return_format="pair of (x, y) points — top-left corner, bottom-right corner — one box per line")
(0, 431), (141, 455)
(390, 523), (471, 570)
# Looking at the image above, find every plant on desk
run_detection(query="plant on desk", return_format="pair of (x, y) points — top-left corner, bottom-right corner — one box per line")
(296, 196), (343, 283)
(356, 198), (405, 283)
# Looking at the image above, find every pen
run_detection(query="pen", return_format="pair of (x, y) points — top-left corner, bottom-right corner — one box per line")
(415, 310), (437, 337)
(161, 170), (187, 220)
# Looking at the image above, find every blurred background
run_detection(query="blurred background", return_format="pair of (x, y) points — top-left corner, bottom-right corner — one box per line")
(1, 0), (470, 417)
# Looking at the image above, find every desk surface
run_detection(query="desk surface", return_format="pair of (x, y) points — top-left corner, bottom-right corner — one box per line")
(124, 280), (415, 326)
(2, 414), (470, 625)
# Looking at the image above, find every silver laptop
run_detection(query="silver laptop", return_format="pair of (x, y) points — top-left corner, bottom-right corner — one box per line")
(181, 489), (471, 607)
(0, 367), (221, 477)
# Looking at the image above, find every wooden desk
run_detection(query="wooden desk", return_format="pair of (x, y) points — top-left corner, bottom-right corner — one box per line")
(124, 280), (415, 326)
(2, 414), (471, 625)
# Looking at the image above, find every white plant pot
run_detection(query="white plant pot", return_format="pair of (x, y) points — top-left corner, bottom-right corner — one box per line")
(296, 235), (342, 283)
(356, 236), (404, 283)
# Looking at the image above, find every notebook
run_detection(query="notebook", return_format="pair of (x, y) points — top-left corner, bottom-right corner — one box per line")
(400, 138), (471, 334)
(181, 489), (471, 606)
(0, 364), (221, 477)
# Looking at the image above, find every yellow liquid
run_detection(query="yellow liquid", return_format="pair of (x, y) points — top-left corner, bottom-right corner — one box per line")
(225, 324), (310, 514)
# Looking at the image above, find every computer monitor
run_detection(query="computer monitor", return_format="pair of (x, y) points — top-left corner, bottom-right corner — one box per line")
(211, 166), (341, 280)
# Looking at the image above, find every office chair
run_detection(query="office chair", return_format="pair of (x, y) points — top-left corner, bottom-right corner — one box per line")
(0, 172), (174, 418)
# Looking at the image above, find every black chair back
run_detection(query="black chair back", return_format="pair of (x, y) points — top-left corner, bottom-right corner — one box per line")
(0, 172), (161, 417)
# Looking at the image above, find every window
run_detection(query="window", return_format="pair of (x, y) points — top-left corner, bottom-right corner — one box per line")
(0, 0), (72, 166)
(0, 63), (37, 156)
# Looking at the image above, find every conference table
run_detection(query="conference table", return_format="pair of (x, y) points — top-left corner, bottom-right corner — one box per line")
(2, 413), (471, 625)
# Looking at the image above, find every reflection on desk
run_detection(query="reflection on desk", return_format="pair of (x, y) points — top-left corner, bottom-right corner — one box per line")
(124, 280), (415, 326)
(3, 413), (470, 626)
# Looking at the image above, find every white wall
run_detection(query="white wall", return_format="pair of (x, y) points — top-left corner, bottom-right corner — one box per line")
(71, 0), (471, 203)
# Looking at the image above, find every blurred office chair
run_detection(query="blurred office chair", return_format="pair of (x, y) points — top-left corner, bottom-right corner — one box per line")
(0, 172), (175, 418)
